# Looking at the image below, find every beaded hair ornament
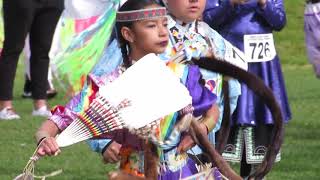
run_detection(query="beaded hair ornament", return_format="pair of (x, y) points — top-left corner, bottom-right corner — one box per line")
(116, 7), (167, 22)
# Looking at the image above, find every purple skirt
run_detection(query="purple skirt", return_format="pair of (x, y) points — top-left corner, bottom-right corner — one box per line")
(232, 57), (292, 125)
(158, 158), (223, 180)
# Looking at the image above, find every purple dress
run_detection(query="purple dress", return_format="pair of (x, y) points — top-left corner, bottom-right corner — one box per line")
(203, 0), (291, 164)
(304, 1), (320, 78)
(204, 0), (291, 125)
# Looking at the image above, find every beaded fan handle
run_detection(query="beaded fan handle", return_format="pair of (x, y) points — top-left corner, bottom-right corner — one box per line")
(56, 96), (131, 147)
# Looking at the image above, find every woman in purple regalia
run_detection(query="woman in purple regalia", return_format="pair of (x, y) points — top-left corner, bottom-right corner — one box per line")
(203, 0), (292, 177)
(305, 0), (320, 78)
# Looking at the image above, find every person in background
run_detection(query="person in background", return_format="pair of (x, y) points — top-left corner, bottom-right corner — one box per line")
(0, 0), (63, 120)
(22, 36), (57, 99)
(204, 0), (292, 178)
(304, 0), (320, 78)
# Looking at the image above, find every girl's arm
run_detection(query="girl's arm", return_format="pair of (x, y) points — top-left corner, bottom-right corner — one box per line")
(177, 104), (220, 153)
(201, 104), (220, 133)
(256, 0), (287, 31)
(35, 76), (105, 156)
(102, 141), (122, 163)
(87, 139), (122, 164)
(35, 120), (61, 156)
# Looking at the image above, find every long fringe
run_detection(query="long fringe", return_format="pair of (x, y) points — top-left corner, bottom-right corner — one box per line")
(216, 79), (231, 154)
(144, 140), (159, 179)
(193, 58), (284, 179)
(190, 119), (242, 180)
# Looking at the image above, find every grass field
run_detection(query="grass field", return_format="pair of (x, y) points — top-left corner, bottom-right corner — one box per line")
(1, 0), (320, 179)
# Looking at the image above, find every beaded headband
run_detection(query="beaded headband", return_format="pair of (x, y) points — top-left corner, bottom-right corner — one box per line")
(116, 7), (167, 22)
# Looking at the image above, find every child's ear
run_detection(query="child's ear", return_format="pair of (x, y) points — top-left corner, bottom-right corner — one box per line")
(121, 27), (135, 43)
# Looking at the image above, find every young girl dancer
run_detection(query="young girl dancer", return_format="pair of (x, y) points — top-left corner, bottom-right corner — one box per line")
(34, 0), (219, 179)
(157, 0), (246, 157)
(94, 0), (246, 167)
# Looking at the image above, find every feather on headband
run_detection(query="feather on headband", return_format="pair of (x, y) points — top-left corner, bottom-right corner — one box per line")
(116, 7), (167, 22)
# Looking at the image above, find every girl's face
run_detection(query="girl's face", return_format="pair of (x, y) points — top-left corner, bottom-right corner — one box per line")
(131, 16), (169, 55)
(122, 5), (169, 59)
(165, 0), (206, 23)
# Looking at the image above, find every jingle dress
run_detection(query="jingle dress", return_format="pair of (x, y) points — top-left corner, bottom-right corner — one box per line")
(204, 0), (292, 164)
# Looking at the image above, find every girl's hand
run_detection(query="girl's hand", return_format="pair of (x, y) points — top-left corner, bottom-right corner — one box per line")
(258, 0), (267, 8)
(37, 137), (60, 156)
(231, 0), (250, 5)
(232, 0), (267, 7)
(177, 123), (208, 153)
(102, 141), (122, 164)
(177, 134), (194, 153)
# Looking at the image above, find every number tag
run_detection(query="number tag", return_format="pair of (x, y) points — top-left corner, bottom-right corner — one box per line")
(244, 34), (276, 63)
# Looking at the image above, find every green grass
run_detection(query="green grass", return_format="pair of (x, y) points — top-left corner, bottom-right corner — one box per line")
(274, 0), (306, 66)
(267, 66), (320, 180)
(1, 1), (320, 179)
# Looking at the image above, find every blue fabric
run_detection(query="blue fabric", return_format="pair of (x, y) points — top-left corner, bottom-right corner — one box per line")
(90, 39), (123, 77)
(85, 39), (122, 153)
(203, 0), (291, 125)
(87, 139), (112, 153)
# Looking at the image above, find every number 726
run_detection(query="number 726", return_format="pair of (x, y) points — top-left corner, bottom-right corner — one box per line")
(249, 42), (270, 60)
